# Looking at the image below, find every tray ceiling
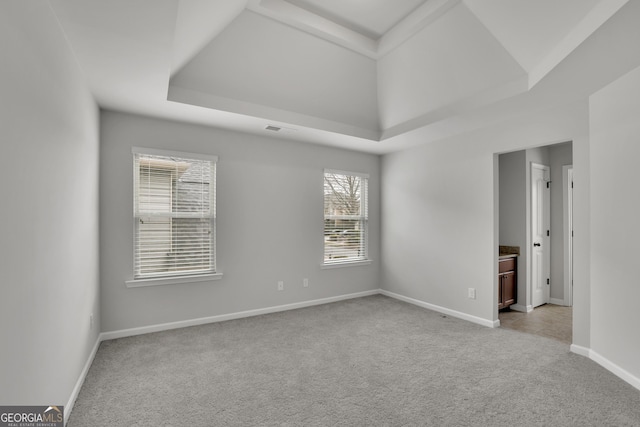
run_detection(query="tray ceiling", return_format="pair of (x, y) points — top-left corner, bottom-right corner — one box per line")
(49, 0), (633, 153)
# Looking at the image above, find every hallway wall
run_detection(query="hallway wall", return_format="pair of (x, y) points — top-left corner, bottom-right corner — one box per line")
(590, 64), (640, 384)
(0, 1), (100, 409)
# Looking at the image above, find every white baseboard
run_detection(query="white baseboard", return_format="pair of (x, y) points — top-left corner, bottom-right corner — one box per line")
(64, 334), (102, 426)
(380, 290), (497, 328)
(101, 289), (380, 341)
(589, 350), (640, 391)
(103, 289), (502, 341)
(510, 304), (533, 313)
(570, 344), (591, 358)
(549, 298), (565, 306)
(571, 345), (640, 391)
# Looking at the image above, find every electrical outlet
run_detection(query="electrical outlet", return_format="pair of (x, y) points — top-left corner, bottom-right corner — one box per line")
(303, 278), (309, 288)
(277, 281), (284, 291)
(468, 288), (476, 299)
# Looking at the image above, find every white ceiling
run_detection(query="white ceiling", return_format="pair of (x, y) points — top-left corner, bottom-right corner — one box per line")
(48, 0), (634, 154)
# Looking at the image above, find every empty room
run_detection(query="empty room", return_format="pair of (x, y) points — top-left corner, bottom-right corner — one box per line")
(1, 0), (640, 425)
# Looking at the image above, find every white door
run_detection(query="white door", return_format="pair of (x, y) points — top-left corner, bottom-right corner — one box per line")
(531, 163), (550, 308)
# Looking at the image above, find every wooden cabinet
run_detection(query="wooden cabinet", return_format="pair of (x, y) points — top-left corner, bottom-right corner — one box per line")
(498, 257), (517, 309)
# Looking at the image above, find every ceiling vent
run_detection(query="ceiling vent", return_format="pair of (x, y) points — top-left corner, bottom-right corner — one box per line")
(265, 125), (282, 132)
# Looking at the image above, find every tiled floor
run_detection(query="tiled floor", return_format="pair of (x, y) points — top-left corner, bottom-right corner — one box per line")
(499, 304), (572, 345)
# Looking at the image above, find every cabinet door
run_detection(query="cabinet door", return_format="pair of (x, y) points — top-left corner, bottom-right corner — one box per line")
(502, 272), (516, 307)
(499, 258), (516, 273)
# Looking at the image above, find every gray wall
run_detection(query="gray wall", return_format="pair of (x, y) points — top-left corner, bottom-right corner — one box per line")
(590, 64), (640, 382)
(0, 1), (100, 408)
(381, 101), (589, 334)
(100, 111), (381, 333)
(381, 136), (495, 323)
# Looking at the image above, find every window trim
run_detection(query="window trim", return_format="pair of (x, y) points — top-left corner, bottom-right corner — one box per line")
(128, 147), (221, 286)
(125, 272), (223, 288)
(324, 168), (369, 179)
(323, 169), (370, 267)
(320, 259), (372, 269)
(132, 147), (218, 164)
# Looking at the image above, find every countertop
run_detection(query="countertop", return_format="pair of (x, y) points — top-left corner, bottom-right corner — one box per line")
(499, 245), (520, 259)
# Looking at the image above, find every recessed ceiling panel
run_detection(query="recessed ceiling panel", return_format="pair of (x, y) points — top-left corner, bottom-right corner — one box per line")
(377, 2), (526, 130)
(284, 0), (428, 39)
(170, 11), (380, 138)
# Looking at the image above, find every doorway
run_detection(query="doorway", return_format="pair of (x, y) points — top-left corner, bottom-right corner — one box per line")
(497, 142), (573, 344)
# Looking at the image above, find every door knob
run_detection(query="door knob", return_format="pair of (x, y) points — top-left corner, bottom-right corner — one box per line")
(533, 243), (541, 247)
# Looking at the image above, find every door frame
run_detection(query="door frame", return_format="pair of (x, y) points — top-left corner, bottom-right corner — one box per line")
(563, 165), (574, 306)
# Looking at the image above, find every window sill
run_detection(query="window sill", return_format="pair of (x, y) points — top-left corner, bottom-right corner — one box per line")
(321, 260), (372, 269)
(125, 272), (223, 288)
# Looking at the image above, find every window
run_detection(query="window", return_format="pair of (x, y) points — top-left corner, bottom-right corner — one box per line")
(323, 170), (369, 265)
(132, 148), (217, 280)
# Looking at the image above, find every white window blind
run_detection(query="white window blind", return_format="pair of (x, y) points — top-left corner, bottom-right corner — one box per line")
(323, 170), (368, 264)
(133, 148), (217, 279)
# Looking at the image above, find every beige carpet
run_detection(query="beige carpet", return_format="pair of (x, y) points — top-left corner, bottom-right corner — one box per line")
(68, 295), (640, 426)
